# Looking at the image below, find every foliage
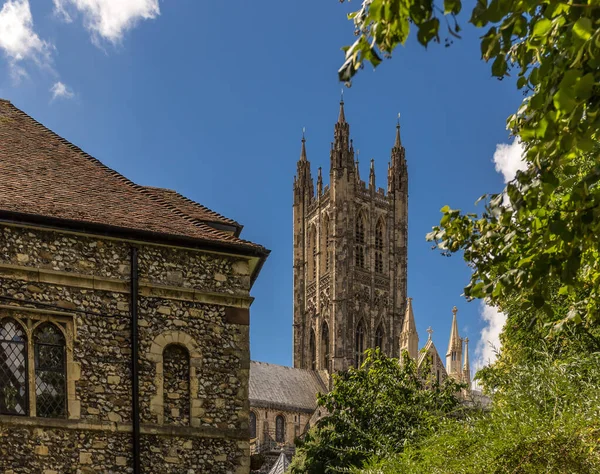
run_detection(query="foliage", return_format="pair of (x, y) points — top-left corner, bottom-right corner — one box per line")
(289, 349), (465, 473)
(339, 0), (600, 329)
(476, 279), (600, 390)
(358, 352), (600, 474)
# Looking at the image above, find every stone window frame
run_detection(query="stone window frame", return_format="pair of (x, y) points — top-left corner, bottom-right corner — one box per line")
(374, 323), (384, 351)
(249, 410), (257, 439)
(354, 319), (367, 367)
(275, 413), (286, 443)
(375, 217), (385, 274)
(0, 309), (80, 420)
(148, 331), (202, 427)
(320, 321), (330, 371)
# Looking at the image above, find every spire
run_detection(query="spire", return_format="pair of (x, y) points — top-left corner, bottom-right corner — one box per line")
(403, 297), (417, 334)
(395, 114), (402, 148)
(338, 90), (346, 123)
(400, 297), (419, 361)
(295, 129), (314, 201)
(447, 306), (461, 354)
(427, 326), (433, 340)
(388, 113), (407, 193)
(369, 159), (376, 189)
(331, 96), (352, 170)
(463, 337), (471, 386)
(300, 128), (307, 161)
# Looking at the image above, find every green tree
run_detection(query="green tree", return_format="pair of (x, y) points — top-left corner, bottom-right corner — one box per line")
(358, 351), (600, 474)
(290, 349), (465, 473)
(339, 0), (600, 328)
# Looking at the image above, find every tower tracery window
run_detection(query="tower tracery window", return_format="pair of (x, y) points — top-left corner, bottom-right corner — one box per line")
(309, 329), (316, 370)
(355, 213), (366, 269)
(355, 320), (365, 367)
(324, 215), (332, 273)
(321, 322), (330, 370)
(0, 318), (28, 416)
(375, 324), (384, 351)
(375, 219), (384, 274)
(34, 323), (66, 418)
(310, 226), (317, 281)
(275, 415), (286, 443)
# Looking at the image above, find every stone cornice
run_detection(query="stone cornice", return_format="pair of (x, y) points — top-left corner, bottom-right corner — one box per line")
(0, 263), (254, 309)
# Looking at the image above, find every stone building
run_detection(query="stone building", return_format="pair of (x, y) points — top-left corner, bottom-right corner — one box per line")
(0, 99), (269, 473)
(248, 101), (471, 464)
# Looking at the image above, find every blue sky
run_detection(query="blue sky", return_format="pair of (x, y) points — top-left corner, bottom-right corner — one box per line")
(0, 0), (524, 373)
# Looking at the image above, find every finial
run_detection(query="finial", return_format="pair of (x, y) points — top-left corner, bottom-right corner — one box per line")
(408, 297), (413, 303)
(464, 337), (469, 344)
(452, 306), (458, 316)
(341, 88), (344, 103)
(300, 129), (307, 161)
(394, 113), (402, 147)
(302, 127), (306, 141)
(370, 158), (375, 170)
(427, 326), (433, 340)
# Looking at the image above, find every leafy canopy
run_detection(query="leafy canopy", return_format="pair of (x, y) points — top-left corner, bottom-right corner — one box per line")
(340, 0), (600, 328)
(289, 349), (464, 473)
(359, 351), (600, 474)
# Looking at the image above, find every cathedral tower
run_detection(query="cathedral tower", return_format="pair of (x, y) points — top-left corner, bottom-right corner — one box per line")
(293, 101), (409, 372)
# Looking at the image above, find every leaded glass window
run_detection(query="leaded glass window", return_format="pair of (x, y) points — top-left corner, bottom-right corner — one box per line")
(34, 323), (66, 418)
(0, 318), (28, 415)
(275, 415), (285, 443)
(249, 411), (257, 439)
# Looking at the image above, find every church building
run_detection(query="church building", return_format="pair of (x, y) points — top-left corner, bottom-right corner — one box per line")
(248, 101), (471, 460)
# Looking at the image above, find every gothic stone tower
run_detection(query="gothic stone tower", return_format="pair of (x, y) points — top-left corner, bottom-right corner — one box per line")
(293, 100), (408, 373)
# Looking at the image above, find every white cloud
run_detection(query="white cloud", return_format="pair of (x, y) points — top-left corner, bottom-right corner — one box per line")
(493, 139), (527, 184)
(0, 0), (52, 77)
(475, 301), (507, 367)
(50, 81), (74, 100)
(53, 0), (160, 44)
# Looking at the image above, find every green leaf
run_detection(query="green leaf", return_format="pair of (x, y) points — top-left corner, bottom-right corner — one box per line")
(491, 55), (507, 77)
(444, 0), (461, 15)
(532, 19), (552, 37)
(573, 17), (593, 41)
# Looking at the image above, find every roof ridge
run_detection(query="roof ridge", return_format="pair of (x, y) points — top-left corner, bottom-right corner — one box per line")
(4, 102), (261, 250)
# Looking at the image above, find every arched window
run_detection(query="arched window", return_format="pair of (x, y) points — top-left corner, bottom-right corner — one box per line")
(275, 415), (286, 443)
(355, 320), (365, 367)
(309, 330), (316, 370)
(375, 219), (384, 273)
(375, 324), (384, 350)
(321, 322), (330, 370)
(324, 215), (332, 273)
(249, 411), (257, 439)
(163, 344), (190, 425)
(355, 213), (366, 269)
(0, 318), (28, 415)
(34, 323), (66, 418)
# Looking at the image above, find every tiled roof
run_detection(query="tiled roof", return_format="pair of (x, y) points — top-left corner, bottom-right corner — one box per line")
(143, 186), (241, 232)
(0, 99), (266, 255)
(249, 361), (328, 413)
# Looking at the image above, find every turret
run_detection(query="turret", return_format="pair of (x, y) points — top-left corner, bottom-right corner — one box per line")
(369, 159), (376, 190)
(294, 131), (314, 204)
(463, 337), (471, 388)
(330, 99), (354, 172)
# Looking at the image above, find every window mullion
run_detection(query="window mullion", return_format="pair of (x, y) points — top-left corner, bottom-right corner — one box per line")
(27, 322), (35, 418)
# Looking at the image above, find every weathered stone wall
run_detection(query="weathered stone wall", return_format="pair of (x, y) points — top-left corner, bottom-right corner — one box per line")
(251, 407), (312, 447)
(0, 223), (254, 473)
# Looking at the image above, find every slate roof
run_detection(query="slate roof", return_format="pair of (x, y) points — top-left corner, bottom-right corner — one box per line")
(249, 361), (328, 413)
(0, 99), (266, 256)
